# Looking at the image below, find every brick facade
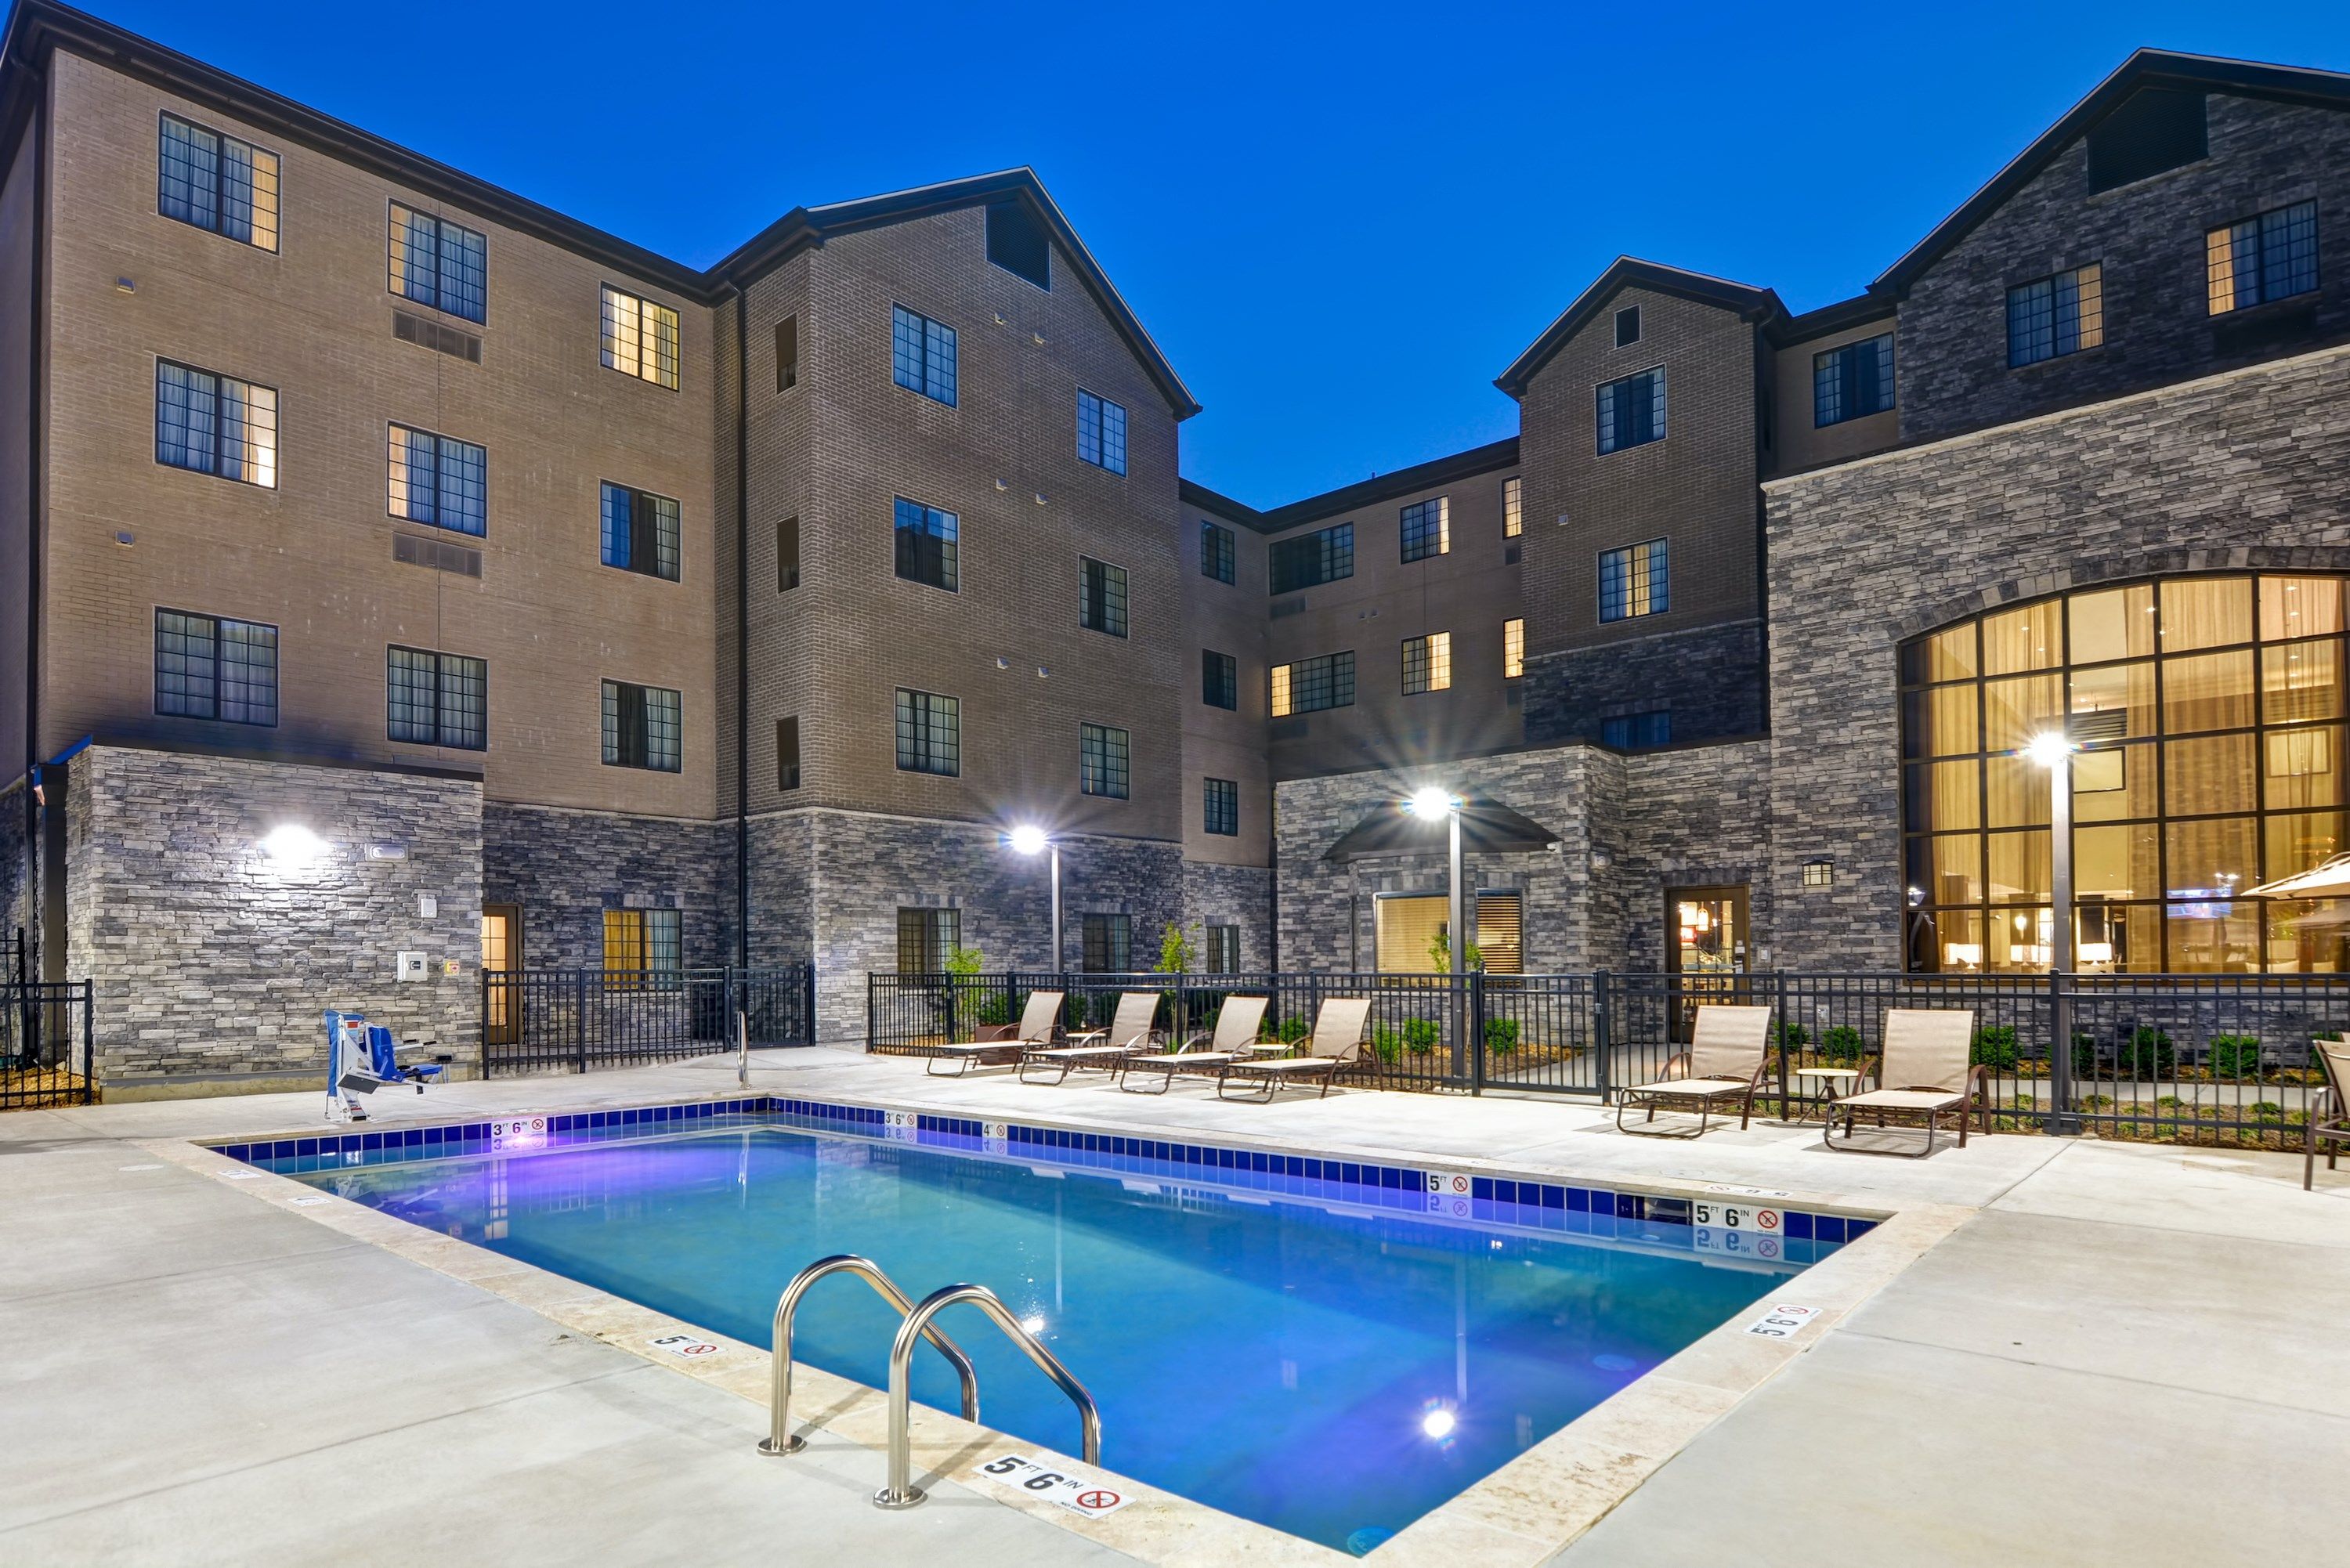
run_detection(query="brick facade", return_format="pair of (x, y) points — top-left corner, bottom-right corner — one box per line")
(481, 802), (736, 972)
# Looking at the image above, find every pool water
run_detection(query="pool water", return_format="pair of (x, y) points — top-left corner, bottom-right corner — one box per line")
(297, 1123), (1806, 1551)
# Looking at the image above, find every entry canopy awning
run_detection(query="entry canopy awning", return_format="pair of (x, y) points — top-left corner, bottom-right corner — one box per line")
(2246, 853), (2350, 900)
(1321, 797), (1560, 863)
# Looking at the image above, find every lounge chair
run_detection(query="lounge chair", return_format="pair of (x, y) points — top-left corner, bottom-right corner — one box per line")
(2305, 1037), (2350, 1190)
(1020, 991), (1161, 1085)
(925, 989), (1062, 1077)
(1824, 1008), (1985, 1158)
(1217, 996), (1372, 1101)
(1119, 995), (1271, 1095)
(1613, 1004), (1773, 1137)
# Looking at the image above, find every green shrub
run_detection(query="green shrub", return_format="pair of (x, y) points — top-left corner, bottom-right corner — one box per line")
(2070, 1032), (2102, 1078)
(1772, 1022), (1810, 1053)
(2206, 1034), (2263, 1078)
(2122, 1026), (2177, 1078)
(1484, 1017), (1522, 1054)
(1820, 1025), (1865, 1064)
(1969, 1024), (2019, 1071)
(1401, 1018), (1441, 1055)
(975, 995), (1017, 1028)
(1369, 1025), (1402, 1064)
(1274, 1014), (1310, 1044)
(2251, 1100), (2286, 1121)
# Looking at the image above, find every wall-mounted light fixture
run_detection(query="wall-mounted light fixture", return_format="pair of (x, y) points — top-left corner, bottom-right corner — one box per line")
(260, 824), (327, 871)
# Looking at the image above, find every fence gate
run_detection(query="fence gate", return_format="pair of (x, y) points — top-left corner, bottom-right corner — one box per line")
(2, 977), (96, 1110)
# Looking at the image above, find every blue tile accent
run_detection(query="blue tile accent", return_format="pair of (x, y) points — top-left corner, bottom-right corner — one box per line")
(1783, 1211), (1815, 1240)
(1816, 1216), (1847, 1244)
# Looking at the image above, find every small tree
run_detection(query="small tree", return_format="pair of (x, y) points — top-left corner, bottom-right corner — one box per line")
(943, 944), (985, 1042)
(1428, 926), (1484, 973)
(1153, 923), (1197, 974)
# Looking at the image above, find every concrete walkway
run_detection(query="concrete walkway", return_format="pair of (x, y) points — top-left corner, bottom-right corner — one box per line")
(4, 1048), (2345, 1565)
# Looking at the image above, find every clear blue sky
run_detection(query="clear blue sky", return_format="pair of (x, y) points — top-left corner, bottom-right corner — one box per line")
(78, 0), (2350, 508)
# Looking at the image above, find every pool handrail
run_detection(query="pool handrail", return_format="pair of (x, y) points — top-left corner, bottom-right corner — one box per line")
(875, 1281), (1102, 1509)
(758, 1253), (980, 1457)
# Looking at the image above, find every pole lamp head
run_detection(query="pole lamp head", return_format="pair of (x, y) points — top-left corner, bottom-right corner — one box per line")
(1405, 787), (1459, 819)
(1006, 825), (1050, 856)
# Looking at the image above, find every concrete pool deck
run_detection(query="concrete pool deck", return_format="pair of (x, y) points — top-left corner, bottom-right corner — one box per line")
(3, 1047), (2345, 1566)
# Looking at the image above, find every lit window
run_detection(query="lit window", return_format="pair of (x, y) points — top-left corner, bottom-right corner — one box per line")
(1270, 652), (1354, 716)
(155, 361), (277, 488)
(1079, 557), (1129, 638)
(1077, 389), (1128, 475)
(387, 645), (487, 750)
(1814, 334), (1896, 426)
(2007, 265), (2103, 367)
(601, 482), (681, 581)
(1504, 618), (1524, 679)
(154, 609), (277, 726)
(891, 304), (956, 406)
(1596, 367), (1666, 453)
(2207, 201), (2319, 315)
(388, 204), (486, 323)
(157, 114), (278, 251)
(1081, 722), (1130, 799)
(1401, 497), (1449, 562)
(895, 688), (959, 776)
(602, 909), (682, 983)
(1502, 477), (1522, 538)
(389, 425), (487, 536)
(1402, 632), (1452, 695)
(894, 497), (959, 592)
(1204, 777), (1238, 836)
(601, 284), (680, 388)
(602, 680), (682, 771)
(1600, 540), (1669, 622)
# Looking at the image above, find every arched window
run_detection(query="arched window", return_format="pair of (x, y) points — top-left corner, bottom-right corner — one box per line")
(1900, 573), (2350, 973)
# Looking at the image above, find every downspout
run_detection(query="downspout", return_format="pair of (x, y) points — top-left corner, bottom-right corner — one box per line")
(732, 284), (749, 968)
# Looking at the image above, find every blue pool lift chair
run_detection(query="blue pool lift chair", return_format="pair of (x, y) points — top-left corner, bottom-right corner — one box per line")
(324, 1010), (452, 1122)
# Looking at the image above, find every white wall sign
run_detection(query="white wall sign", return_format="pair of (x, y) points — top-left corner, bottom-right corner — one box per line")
(1692, 1202), (1781, 1233)
(1742, 1302), (1822, 1339)
(975, 1454), (1133, 1518)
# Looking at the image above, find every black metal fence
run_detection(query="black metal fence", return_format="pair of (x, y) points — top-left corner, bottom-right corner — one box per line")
(2, 979), (95, 1110)
(868, 968), (2349, 1146)
(483, 965), (815, 1078)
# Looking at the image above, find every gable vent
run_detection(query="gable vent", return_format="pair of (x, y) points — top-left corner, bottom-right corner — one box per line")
(2085, 89), (2207, 194)
(393, 533), (483, 577)
(392, 309), (483, 363)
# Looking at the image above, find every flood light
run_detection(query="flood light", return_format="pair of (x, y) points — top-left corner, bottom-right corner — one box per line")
(260, 824), (326, 869)
(1007, 825), (1049, 856)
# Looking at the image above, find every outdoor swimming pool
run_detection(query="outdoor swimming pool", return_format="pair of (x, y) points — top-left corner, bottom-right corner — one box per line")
(230, 1100), (1864, 1552)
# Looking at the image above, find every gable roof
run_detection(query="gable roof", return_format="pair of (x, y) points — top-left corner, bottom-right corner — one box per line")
(0, 1), (1198, 419)
(1874, 49), (2350, 296)
(1495, 258), (1781, 399)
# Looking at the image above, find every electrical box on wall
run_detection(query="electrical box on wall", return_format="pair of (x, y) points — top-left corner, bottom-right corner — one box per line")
(395, 952), (428, 982)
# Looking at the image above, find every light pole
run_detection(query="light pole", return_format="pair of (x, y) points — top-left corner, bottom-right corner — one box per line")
(2024, 730), (2079, 1133)
(1406, 788), (1466, 1077)
(1006, 826), (1061, 974)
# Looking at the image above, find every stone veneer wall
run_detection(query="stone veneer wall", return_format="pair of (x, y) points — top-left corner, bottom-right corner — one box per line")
(1766, 341), (2350, 968)
(67, 746), (483, 1087)
(1179, 862), (1275, 970)
(747, 808), (1186, 1042)
(1274, 739), (1775, 975)
(1521, 620), (1766, 749)
(1, 782), (31, 973)
(483, 803), (736, 973)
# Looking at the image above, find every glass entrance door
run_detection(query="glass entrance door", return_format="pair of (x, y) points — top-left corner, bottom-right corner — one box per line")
(482, 904), (522, 1046)
(1665, 886), (1749, 1040)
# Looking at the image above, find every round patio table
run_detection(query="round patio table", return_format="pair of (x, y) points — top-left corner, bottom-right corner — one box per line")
(1786, 1064), (1865, 1125)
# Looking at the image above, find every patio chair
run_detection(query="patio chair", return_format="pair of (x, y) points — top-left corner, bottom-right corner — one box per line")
(1823, 1008), (1985, 1158)
(1216, 996), (1372, 1101)
(2305, 1037), (2350, 1190)
(1612, 1004), (1773, 1137)
(1019, 991), (1161, 1085)
(925, 989), (1062, 1077)
(1118, 995), (1271, 1095)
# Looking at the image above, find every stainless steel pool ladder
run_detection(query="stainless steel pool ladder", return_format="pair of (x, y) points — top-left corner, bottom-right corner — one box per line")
(757, 1252), (1104, 1513)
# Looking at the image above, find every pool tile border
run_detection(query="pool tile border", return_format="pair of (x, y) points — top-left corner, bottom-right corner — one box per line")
(186, 1086), (1963, 1568)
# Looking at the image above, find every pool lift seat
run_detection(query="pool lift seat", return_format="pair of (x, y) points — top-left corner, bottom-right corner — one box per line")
(324, 1009), (452, 1123)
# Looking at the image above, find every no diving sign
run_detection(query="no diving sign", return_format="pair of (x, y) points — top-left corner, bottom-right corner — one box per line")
(977, 1454), (1133, 1518)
